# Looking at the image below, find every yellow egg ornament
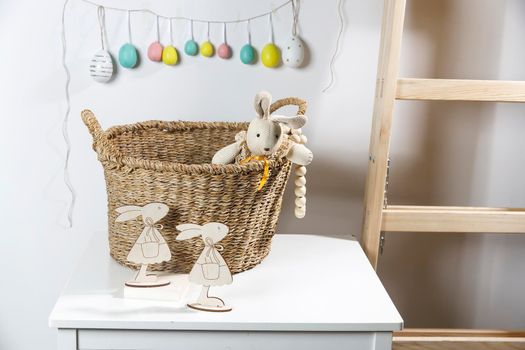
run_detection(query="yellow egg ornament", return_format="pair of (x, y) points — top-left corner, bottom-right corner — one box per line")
(162, 19), (179, 65)
(201, 41), (214, 58)
(162, 45), (178, 65)
(261, 43), (281, 68)
(200, 22), (215, 58)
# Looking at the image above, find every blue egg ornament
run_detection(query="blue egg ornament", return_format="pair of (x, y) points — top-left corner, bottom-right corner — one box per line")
(240, 44), (256, 65)
(118, 43), (138, 68)
(184, 40), (199, 56)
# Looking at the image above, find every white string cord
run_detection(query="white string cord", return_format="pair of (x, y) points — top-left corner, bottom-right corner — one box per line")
(97, 6), (106, 49)
(127, 10), (132, 43)
(79, 0), (292, 24)
(60, 0), (76, 228)
(268, 12), (274, 43)
(246, 19), (252, 44)
(206, 21), (210, 41)
(155, 15), (160, 42)
(169, 18), (173, 45)
(322, 0), (346, 93)
(190, 19), (194, 41)
(223, 22), (227, 44)
(291, 0), (300, 36)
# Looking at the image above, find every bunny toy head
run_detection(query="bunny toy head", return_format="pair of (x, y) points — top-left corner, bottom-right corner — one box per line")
(115, 203), (169, 224)
(247, 91), (307, 157)
(176, 222), (229, 244)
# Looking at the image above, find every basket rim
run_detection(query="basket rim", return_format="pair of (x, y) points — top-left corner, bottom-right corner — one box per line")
(89, 118), (290, 175)
(81, 96), (306, 175)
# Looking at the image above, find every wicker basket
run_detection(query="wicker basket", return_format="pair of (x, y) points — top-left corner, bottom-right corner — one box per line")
(81, 97), (306, 274)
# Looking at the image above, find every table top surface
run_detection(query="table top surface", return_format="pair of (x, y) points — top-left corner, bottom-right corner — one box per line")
(49, 233), (402, 332)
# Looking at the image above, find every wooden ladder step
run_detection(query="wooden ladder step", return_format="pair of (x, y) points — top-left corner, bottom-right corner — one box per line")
(382, 205), (525, 233)
(396, 78), (525, 102)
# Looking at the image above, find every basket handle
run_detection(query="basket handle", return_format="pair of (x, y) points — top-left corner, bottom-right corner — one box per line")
(270, 97), (307, 117)
(81, 109), (123, 161)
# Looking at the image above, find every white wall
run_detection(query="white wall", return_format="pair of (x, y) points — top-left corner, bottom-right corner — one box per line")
(0, 0), (524, 349)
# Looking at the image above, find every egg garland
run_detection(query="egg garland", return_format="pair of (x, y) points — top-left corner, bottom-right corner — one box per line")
(147, 16), (163, 62)
(184, 20), (199, 56)
(217, 23), (232, 59)
(86, 1), (309, 81)
(90, 7), (113, 83)
(118, 11), (138, 68)
(162, 19), (179, 65)
(240, 20), (256, 65)
(261, 13), (281, 68)
(283, 1), (305, 68)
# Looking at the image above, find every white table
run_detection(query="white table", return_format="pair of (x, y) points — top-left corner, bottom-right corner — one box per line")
(49, 233), (402, 350)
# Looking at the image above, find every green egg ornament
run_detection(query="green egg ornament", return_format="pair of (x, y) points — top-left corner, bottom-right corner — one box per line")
(261, 43), (281, 68)
(118, 43), (138, 68)
(184, 40), (199, 56)
(240, 44), (256, 65)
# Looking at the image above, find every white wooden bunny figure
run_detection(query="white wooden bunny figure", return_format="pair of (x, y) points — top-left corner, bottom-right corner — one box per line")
(115, 203), (172, 287)
(212, 91), (313, 218)
(176, 222), (233, 312)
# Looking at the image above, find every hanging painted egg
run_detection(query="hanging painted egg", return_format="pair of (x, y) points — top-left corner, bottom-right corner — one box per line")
(184, 39), (199, 56)
(283, 36), (305, 68)
(90, 50), (113, 83)
(200, 41), (214, 57)
(240, 44), (256, 65)
(162, 45), (178, 65)
(218, 43), (232, 59)
(261, 43), (281, 68)
(118, 43), (138, 68)
(147, 41), (163, 62)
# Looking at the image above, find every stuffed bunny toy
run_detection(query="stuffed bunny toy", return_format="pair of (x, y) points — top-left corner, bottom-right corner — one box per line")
(115, 203), (172, 287)
(176, 222), (233, 312)
(212, 91), (313, 218)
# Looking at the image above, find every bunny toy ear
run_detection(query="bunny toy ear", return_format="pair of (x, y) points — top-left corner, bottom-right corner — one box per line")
(254, 91), (272, 119)
(270, 114), (307, 130)
(115, 205), (142, 222)
(176, 223), (203, 240)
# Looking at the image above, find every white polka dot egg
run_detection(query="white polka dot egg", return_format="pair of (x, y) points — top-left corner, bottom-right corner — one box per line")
(283, 35), (305, 68)
(89, 49), (114, 83)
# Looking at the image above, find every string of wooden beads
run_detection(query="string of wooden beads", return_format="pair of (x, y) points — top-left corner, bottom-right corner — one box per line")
(290, 129), (308, 218)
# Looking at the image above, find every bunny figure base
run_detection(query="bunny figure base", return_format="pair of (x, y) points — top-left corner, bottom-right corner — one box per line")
(125, 279), (170, 288)
(187, 285), (232, 312)
(125, 263), (171, 288)
(188, 302), (232, 313)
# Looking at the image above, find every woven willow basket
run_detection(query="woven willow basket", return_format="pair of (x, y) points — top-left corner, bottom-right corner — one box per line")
(81, 97), (306, 274)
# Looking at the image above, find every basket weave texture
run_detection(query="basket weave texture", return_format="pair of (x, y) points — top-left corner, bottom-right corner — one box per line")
(82, 97), (306, 273)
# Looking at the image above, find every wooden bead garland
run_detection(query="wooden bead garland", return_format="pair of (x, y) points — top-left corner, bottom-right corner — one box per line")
(290, 129), (308, 218)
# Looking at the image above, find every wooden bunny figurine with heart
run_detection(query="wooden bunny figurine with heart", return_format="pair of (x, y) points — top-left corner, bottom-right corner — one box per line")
(176, 222), (233, 312)
(115, 203), (172, 287)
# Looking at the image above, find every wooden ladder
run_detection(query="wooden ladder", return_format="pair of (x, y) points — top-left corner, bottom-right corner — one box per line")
(361, 0), (525, 345)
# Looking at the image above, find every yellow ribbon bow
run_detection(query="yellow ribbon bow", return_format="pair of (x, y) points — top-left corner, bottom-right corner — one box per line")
(240, 155), (270, 191)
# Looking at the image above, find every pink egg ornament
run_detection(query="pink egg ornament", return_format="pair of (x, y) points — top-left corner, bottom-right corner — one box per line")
(218, 43), (232, 59)
(147, 41), (163, 62)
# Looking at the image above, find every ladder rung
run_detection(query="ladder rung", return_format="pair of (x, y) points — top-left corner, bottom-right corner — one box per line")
(382, 205), (525, 233)
(396, 78), (525, 102)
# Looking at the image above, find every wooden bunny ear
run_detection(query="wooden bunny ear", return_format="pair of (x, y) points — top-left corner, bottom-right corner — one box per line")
(115, 205), (142, 222)
(176, 224), (203, 240)
(254, 91), (272, 119)
(270, 114), (307, 129)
